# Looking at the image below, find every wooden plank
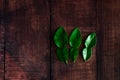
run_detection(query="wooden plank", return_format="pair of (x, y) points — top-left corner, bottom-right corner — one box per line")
(97, 0), (120, 80)
(5, 0), (50, 80)
(51, 0), (97, 80)
(0, 0), (4, 79)
(0, 27), (4, 80)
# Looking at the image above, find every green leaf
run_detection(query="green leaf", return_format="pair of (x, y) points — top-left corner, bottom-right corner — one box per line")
(70, 48), (79, 63)
(85, 33), (97, 48)
(69, 28), (82, 48)
(56, 47), (69, 64)
(54, 27), (68, 47)
(82, 48), (92, 61)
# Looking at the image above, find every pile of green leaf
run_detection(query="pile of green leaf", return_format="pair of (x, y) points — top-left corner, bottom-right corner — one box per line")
(54, 26), (97, 64)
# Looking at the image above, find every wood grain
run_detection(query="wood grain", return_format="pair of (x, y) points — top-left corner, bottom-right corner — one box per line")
(51, 0), (97, 80)
(4, 0), (50, 80)
(97, 0), (120, 80)
(0, 27), (4, 80)
(0, 0), (4, 80)
(0, 0), (119, 80)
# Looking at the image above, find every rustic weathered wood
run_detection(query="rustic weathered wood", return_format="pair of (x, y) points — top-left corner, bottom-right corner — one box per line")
(51, 0), (97, 80)
(1, 0), (120, 80)
(0, 0), (4, 80)
(4, 0), (50, 80)
(0, 28), (4, 80)
(97, 0), (120, 80)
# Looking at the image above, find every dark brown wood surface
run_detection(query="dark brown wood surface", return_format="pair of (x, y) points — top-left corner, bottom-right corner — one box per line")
(4, 0), (50, 80)
(97, 0), (120, 80)
(0, 0), (4, 80)
(51, 0), (97, 80)
(0, 0), (119, 80)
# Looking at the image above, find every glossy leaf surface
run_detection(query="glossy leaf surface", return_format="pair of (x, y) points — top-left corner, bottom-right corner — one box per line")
(54, 27), (68, 47)
(85, 33), (97, 48)
(56, 47), (69, 64)
(69, 28), (82, 48)
(82, 48), (92, 61)
(70, 48), (79, 63)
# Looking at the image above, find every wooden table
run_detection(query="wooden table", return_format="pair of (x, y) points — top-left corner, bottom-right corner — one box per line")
(0, 0), (120, 80)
